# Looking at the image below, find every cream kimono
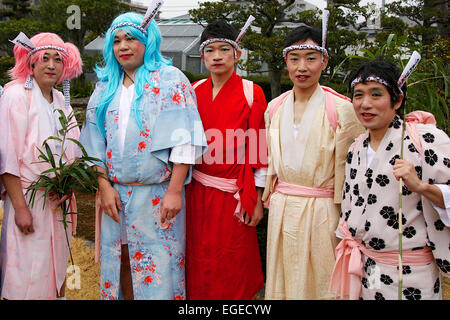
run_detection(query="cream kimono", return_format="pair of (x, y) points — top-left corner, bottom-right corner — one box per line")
(337, 115), (450, 300)
(0, 80), (80, 300)
(262, 85), (365, 299)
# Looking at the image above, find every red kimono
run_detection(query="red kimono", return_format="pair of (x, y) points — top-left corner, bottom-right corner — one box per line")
(186, 72), (267, 299)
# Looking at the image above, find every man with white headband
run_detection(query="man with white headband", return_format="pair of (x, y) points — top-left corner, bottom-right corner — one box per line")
(262, 20), (364, 299)
(0, 32), (82, 300)
(185, 19), (268, 299)
(329, 58), (450, 300)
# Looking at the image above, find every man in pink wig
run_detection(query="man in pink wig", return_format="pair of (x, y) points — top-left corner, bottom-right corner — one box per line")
(0, 32), (82, 300)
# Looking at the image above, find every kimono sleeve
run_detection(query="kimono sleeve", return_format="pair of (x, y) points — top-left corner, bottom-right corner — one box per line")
(261, 100), (277, 204)
(334, 98), (366, 204)
(247, 84), (268, 170)
(78, 83), (107, 169)
(417, 124), (450, 276)
(0, 85), (28, 178)
(150, 66), (207, 164)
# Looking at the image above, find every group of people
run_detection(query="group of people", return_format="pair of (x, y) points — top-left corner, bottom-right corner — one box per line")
(0, 2), (448, 301)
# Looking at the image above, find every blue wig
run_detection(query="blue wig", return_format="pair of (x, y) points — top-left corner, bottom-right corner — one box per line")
(95, 12), (171, 137)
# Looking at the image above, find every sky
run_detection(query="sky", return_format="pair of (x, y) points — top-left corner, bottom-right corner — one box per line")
(137, 0), (391, 19)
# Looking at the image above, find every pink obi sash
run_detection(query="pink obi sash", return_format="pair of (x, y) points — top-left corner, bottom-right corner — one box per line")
(264, 179), (334, 208)
(329, 221), (435, 300)
(192, 170), (245, 222)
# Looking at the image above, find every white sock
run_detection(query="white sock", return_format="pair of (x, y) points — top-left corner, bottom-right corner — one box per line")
(56, 296), (66, 300)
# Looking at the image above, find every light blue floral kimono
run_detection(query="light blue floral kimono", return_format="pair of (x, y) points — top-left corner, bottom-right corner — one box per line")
(79, 65), (206, 300)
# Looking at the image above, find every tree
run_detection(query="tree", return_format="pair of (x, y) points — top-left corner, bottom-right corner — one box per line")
(0, 0), (32, 20)
(35, 0), (129, 56)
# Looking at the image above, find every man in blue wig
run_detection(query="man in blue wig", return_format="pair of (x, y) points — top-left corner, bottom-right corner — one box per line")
(79, 1), (207, 300)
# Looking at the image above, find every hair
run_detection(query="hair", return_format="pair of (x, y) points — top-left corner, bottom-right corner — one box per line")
(95, 12), (171, 137)
(200, 20), (238, 44)
(284, 25), (323, 48)
(9, 32), (82, 84)
(348, 59), (407, 113)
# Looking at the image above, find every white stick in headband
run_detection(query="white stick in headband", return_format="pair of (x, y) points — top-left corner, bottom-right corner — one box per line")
(397, 50), (421, 89)
(322, 9), (329, 49)
(141, 0), (164, 31)
(235, 15), (255, 44)
(10, 32), (36, 51)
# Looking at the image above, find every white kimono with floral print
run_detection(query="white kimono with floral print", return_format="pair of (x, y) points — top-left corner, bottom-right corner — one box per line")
(337, 115), (450, 300)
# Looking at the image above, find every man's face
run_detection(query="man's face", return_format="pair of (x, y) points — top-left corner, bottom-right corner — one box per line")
(285, 39), (329, 91)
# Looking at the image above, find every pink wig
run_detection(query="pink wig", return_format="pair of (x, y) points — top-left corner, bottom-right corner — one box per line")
(9, 32), (83, 84)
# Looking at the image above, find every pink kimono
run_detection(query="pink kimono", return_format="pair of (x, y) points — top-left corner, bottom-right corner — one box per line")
(0, 80), (80, 299)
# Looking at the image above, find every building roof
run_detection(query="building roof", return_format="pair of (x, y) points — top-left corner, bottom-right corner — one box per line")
(84, 18), (204, 53)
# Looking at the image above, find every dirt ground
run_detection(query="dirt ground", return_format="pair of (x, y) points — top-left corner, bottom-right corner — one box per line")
(1, 191), (449, 300)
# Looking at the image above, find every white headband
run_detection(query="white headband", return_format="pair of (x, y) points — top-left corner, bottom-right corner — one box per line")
(27, 45), (68, 57)
(10, 32), (68, 57)
(351, 51), (422, 94)
(199, 38), (239, 54)
(10, 32), (72, 107)
(283, 10), (329, 59)
(110, 0), (163, 36)
(282, 44), (328, 58)
(199, 15), (255, 54)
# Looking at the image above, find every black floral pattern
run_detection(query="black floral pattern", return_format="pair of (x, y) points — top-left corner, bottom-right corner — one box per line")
(380, 206), (395, 219)
(408, 143), (418, 153)
(386, 142), (393, 151)
(415, 166), (422, 180)
(389, 116), (401, 129)
(346, 151), (353, 164)
(345, 182), (350, 194)
(355, 196), (365, 207)
(434, 219), (445, 231)
(374, 292), (386, 300)
(363, 137), (369, 148)
(444, 157), (450, 168)
(344, 210), (351, 221)
(389, 154), (400, 165)
(365, 220), (371, 232)
(369, 238), (386, 250)
(403, 287), (422, 300)
(349, 227), (357, 237)
(362, 277), (368, 289)
(436, 259), (450, 273)
(434, 277), (440, 294)
(422, 133), (435, 143)
(350, 168), (357, 179)
(364, 258), (376, 273)
(367, 194), (377, 205)
(387, 213), (407, 230)
(353, 184), (360, 196)
(380, 274), (393, 285)
(402, 185), (412, 196)
(424, 149), (438, 166)
(365, 168), (373, 189)
(375, 174), (390, 187)
(416, 200), (423, 212)
(402, 266), (412, 275)
(403, 226), (416, 238)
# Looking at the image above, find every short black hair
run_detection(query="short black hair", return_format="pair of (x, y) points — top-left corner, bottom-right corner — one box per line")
(284, 25), (323, 48)
(200, 20), (238, 44)
(348, 59), (407, 113)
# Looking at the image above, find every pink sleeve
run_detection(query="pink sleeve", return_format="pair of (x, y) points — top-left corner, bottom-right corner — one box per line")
(0, 86), (28, 178)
